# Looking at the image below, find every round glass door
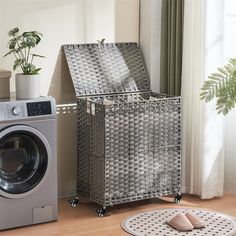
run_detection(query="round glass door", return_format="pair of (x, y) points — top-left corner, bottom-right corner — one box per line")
(0, 126), (49, 196)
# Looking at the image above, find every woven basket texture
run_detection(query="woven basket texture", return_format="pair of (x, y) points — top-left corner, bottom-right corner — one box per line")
(63, 43), (150, 96)
(63, 43), (181, 208)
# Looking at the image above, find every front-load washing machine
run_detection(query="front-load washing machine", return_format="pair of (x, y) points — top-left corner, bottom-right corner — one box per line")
(0, 97), (57, 230)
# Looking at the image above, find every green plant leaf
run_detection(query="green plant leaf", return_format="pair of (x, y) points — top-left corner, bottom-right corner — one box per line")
(34, 35), (41, 44)
(25, 36), (37, 47)
(31, 68), (41, 75)
(8, 41), (16, 50)
(22, 31), (42, 45)
(210, 73), (224, 79)
(8, 27), (19, 36)
(13, 59), (24, 70)
(200, 58), (236, 115)
(218, 67), (228, 76)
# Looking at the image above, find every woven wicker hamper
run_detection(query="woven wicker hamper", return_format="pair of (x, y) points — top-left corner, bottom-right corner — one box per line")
(63, 43), (181, 216)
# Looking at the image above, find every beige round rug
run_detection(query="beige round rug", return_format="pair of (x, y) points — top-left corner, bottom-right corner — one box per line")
(121, 208), (236, 236)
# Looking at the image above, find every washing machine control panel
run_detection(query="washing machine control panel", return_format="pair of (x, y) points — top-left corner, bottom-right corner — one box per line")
(12, 106), (21, 116)
(27, 101), (52, 116)
(8, 104), (25, 118)
(0, 97), (56, 121)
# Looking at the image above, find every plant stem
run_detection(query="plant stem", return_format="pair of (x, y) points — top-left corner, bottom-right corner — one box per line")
(24, 47), (27, 60)
(13, 51), (19, 60)
(14, 35), (24, 60)
(31, 54), (34, 64)
(26, 47), (31, 64)
(13, 52), (24, 72)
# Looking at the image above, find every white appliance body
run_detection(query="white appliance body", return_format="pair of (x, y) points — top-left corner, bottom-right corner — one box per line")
(0, 97), (57, 230)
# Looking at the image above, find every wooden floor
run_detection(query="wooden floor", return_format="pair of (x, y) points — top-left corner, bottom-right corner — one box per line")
(1, 193), (236, 236)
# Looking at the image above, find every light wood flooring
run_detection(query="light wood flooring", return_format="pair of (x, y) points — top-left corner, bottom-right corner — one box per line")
(1, 193), (236, 236)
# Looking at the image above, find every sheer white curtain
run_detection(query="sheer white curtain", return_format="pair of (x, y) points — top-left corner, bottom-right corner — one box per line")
(181, 0), (224, 198)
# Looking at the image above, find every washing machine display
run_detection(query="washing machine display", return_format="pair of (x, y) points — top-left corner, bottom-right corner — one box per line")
(27, 101), (52, 116)
(0, 128), (48, 195)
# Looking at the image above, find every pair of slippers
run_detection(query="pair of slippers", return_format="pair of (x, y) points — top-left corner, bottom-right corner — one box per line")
(167, 212), (205, 231)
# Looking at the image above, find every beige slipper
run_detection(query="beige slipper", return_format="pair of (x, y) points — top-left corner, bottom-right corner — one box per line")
(185, 212), (205, 229)
(167, 213), (194, 231)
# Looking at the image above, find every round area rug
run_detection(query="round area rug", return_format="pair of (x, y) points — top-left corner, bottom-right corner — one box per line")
(121, 208), (236, 236)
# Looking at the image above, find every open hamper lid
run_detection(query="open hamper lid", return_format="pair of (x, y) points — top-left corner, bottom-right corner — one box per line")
(63, 42), (150, 97)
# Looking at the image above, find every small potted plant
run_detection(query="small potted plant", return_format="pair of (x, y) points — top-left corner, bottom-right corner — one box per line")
(4, 27), (45, 99)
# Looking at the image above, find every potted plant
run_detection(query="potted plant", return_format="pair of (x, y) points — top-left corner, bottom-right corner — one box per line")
(200, 58), (236, 115)
(4, 27), (45, 99)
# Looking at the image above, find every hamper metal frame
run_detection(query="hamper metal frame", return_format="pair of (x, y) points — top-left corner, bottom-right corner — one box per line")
(63, 43), (181, 211)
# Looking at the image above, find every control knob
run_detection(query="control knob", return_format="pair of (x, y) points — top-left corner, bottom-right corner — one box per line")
(12, 106), (21, 116)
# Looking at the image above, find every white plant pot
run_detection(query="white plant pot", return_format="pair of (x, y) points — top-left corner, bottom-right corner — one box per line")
(15, 74), (40, 99)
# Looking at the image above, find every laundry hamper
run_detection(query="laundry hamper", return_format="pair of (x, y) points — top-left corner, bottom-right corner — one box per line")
(63, 43), (182, 216)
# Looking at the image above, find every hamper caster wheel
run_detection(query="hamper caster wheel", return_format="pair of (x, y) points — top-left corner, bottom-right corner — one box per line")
(96, 208), (106, 217)
(68, 197), (79, 207)
(174, 193), (182, 203)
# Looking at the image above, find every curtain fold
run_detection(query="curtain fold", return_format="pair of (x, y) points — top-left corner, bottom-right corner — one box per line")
(160, 0), (184, 96)
(181, 0), (224, 199)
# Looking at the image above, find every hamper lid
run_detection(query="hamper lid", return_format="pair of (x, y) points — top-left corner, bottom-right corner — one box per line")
(63, 42), (150, 97)
(0, 69), (11, 79)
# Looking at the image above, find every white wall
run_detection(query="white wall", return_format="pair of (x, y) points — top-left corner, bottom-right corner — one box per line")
(139, 0), (162, 92)
(0, 0), (139, 197)
(223, 0), (236, 194)
(0, 0), (139, 95)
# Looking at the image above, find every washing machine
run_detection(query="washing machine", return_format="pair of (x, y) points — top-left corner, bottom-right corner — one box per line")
(0, 97), (57, 230)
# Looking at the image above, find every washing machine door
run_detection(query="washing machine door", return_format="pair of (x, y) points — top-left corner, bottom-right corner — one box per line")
(0, 125), (51, 199)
